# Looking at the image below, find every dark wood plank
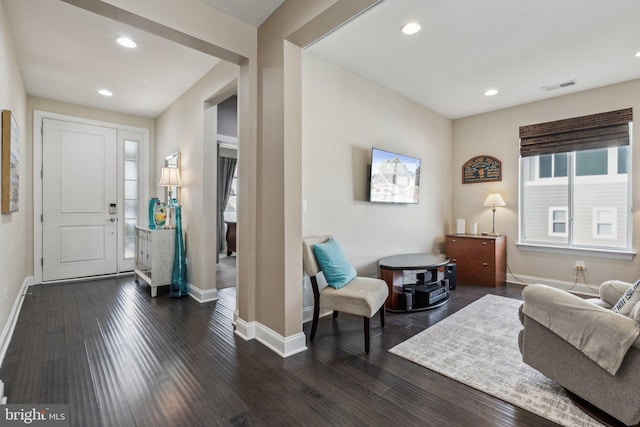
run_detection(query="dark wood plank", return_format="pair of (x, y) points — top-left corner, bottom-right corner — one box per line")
(0, 276), (560, 427)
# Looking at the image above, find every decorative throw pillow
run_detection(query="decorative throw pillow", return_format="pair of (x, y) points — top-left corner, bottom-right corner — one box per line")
(312, 238), (357, 289)
(611, 279), (640, 316)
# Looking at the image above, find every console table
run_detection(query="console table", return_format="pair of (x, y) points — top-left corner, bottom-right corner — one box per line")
(134, 226), (175, 297)
(379, 253), (450, 312)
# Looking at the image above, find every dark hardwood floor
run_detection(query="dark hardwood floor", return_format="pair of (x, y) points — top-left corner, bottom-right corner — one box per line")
(0, 278), (560, 426)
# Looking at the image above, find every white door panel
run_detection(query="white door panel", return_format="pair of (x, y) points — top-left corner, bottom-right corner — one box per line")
(58, 226), (106, 263)
(43, 119), (118, 281)
(59, 136), (106, 213)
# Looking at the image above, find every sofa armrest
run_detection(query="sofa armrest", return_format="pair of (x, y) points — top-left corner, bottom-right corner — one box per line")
(599, 280), (632, 307)
(522, 284), (640, 375)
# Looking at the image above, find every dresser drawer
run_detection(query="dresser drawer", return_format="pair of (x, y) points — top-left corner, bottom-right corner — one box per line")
(448, 237), (495, 259)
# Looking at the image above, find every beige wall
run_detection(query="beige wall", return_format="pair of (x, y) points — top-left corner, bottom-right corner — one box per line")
(302, 52), (453, 274)
(452, 79), (640, 289)
(0, 0), (28, 343)
(256, 0), (381, 338)
(155, 61), (239, 291)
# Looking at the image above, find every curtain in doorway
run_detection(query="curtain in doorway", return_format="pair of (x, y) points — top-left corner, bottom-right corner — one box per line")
(218, 156), (237, 253)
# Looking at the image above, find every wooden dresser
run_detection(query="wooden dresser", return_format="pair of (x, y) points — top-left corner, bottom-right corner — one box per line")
(445, 234), (506, 287)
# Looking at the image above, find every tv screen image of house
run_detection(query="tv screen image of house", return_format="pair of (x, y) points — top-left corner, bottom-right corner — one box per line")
(369, 148), (421, 204)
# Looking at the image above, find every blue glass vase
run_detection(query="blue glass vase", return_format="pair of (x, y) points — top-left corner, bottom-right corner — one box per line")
(170, 206), (189, 298)
(148, 198), (159, 229)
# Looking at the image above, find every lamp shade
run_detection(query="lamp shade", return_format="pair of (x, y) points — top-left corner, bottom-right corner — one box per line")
(159, 167), (182, 187)
(483, 193), (505, 207)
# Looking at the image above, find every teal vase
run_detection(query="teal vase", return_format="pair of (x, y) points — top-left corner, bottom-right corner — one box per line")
(148, 198), (159, 229)
(170, 206), (189, 298)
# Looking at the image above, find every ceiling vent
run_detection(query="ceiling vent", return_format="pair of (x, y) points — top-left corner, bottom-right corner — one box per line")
(542, 79), (577, 91)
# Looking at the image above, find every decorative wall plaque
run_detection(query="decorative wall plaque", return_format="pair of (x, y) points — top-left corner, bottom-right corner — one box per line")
(462, 155), (502, 184)
(2, 109), (19, 213)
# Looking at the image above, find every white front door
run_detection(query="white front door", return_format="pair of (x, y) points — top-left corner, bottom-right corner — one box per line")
(42, 119), (118, 281)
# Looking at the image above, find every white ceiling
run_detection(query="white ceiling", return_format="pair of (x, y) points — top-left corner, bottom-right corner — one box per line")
(5, 0), (640, 120)
(3, 0), (284, 118)
(196, 0), (284, 28)
(308, 0), (640, 119)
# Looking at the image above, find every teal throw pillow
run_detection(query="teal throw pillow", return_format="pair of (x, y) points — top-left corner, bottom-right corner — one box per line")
(312, 238), (357, 289)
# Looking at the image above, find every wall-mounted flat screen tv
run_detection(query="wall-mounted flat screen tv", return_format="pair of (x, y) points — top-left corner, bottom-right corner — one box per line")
(369, 148), (421, 204)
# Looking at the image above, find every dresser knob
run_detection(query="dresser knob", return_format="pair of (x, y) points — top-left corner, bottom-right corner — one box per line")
(483, 262), (488, 266)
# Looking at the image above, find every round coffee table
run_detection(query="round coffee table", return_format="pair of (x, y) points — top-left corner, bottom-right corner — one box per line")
(379, 253), (450, 312)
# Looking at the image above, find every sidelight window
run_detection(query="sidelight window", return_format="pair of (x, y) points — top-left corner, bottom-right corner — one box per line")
(123, 139), (139, 259)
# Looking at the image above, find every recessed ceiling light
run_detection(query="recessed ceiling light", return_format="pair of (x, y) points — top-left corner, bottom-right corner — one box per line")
(401, 22), (421, 35)
(116, 36), (137, 49)
(484, 89), (499, 97)
(98, 89), (113, 97)
(635, 51), (640, 58)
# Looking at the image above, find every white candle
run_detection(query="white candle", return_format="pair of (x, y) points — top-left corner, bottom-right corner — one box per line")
(471, 222), (478, 235)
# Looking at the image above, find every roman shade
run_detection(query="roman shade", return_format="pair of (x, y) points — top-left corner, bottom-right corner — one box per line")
(519, 108), (632, 157)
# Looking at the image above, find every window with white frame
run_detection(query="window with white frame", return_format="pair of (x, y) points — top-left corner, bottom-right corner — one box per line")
(593, 207), (617, 239)
(548, 208), (568, 237)
(539, 153), (568, 178)
(519, 108), (632, 251)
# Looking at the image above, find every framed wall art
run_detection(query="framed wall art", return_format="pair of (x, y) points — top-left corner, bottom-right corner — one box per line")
(462, 155), (502, 184)
(2, 109), (19, 213)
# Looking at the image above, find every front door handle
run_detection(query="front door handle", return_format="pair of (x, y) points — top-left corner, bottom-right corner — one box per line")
(106, 218), (116, 222)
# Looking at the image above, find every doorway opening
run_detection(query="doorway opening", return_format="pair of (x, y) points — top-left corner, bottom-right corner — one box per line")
(217, 94), (238, 289)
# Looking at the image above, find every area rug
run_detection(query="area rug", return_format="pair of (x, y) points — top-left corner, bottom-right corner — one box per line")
(389, 295), (603, 427)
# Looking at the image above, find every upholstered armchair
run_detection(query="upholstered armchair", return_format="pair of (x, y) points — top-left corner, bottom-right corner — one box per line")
(518, 282), (640, 426)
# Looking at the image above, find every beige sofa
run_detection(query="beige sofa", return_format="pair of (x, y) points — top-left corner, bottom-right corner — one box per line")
(518, 282), (640, 426)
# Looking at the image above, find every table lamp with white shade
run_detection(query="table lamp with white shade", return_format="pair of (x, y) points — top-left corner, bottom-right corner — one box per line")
(159, 167), (182, 228)
(483, 193), (506, 236)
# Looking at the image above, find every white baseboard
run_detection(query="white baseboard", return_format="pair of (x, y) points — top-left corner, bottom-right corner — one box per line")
(235, 318), (307, 357)
(0, 276), (34, 368)
(302, 306), (333, 324)
(188, 283), (218, 303)
(303, 306), (314, 324)
(255, 323), (307, 357)
(507, 273), (600, 297)
(235, 317), (255, 340)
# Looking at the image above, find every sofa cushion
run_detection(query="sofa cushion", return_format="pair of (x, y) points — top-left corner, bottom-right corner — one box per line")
(312, 237), (356, 289)
(612, 280), (640, 316)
